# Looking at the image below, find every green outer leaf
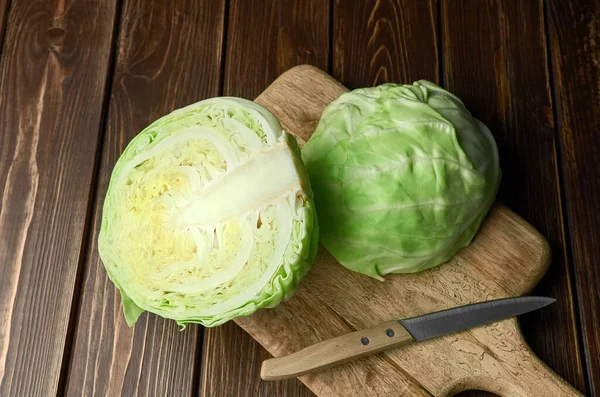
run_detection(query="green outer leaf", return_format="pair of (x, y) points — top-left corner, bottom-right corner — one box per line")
(121, 289), (145, 326)
(103, 266), (145, 326)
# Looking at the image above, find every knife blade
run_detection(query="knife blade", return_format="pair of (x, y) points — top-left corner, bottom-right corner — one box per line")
(261, 296), (555, 381)
(400, 296), (555, 341)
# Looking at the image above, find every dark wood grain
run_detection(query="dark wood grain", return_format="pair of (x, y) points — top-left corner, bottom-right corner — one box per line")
(0, 0), (9, 52)
(202, 322), (313, 397)
(223, 0), (330, 99)
(547, 0), (600, 395)
(441, 1), (587, 395)
(333, 0), (438, 87)
(63, 0), (226, 396)
(199, 1), (330, 396)
(0, 0), (118, 395)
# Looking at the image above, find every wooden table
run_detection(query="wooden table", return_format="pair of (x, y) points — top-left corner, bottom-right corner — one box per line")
(0, 1), (598, 396)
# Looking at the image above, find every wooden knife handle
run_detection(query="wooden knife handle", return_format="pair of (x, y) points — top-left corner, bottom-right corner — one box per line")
(261, 320), (414, 381)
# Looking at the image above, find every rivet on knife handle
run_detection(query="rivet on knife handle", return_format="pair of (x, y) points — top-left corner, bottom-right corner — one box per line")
(260, 320), (414, 381)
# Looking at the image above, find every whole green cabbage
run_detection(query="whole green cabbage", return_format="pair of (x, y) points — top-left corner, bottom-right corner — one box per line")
(99, 98), (318, 327)
(302, 81), (500, 279)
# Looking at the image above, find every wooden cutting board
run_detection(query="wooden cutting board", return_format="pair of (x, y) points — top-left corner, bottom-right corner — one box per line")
(234, 65), (582, 397)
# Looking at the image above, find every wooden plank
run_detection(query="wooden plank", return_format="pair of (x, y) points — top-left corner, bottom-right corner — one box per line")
(202, 322), (312, 397)
(223, 0), (330, 98)
(0, 0), (118, 396)
(63, 0), (226, 396)
(440, 0), (587, 395)
(547, 0), (600, 394)
(333, 0), (439, 87)
(200, 1), (329, 396)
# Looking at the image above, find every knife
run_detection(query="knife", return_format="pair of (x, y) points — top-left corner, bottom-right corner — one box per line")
(261, 296), (555, 381)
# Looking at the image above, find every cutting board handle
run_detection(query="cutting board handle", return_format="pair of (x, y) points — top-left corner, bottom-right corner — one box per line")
(447, 340), (583, 397)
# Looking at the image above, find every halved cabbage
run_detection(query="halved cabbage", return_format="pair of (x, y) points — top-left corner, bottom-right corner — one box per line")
(99, 98), (318, 327)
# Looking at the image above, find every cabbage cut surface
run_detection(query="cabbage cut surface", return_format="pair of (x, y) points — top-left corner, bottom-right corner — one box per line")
(99, 98), (318, 327)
